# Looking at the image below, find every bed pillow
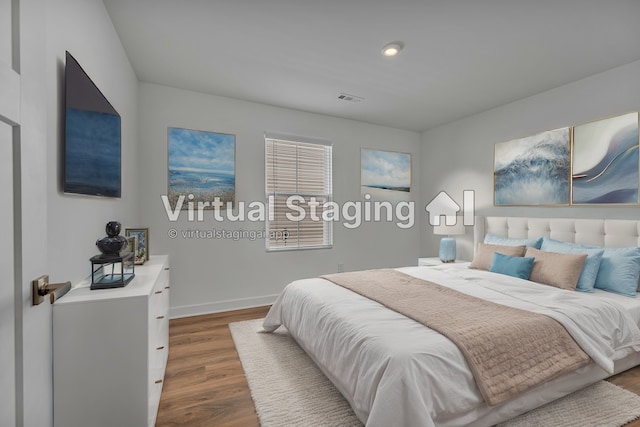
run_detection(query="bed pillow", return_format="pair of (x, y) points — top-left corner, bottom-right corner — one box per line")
(593, 247), (640, 297)
(469, 243), (526, 271)
(489, 253), (535, 280)
(484, 234), (543, 249)
(539, 237), (604, 292)
(561, 244), (640, 295)
(525, 247), (587, 291)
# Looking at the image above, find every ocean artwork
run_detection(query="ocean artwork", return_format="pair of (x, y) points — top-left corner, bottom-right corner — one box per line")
(494, 128), (570, 205)
(65, 108), (121, 197)
(361, 148), (411, 194)
(572, 112), (639, 204)
(168, 127), (235, 208)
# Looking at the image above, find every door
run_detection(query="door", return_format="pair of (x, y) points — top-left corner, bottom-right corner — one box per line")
(1, 1), (20, 425)
(1, 1), (50, 426)
(0, 116), (16, 426)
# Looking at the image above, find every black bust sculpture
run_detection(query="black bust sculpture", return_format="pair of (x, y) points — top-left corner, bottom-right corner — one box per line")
(96, 221), (127, 255)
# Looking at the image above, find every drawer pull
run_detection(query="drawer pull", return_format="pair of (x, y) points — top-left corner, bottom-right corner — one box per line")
(156, 346), (165, 350)
(164, 286), (170, 289)
(156, 315), (165, 320)
(164, 267), (170, 271)
(155, 379), (163, 384)
(154, 291), (162, 295)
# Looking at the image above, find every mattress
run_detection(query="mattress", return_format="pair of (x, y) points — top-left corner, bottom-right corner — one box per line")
(593, 288), (640, 325)
(263, 263), (640, 427)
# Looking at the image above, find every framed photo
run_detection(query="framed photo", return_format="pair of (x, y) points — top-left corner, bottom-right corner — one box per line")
(125, 228), (149, 265)
(493, 127), (570, 206)
(124, 235), (137, 254)
(360, 148), (411, 196)
(168, 127), (236, 209)
(572, 112), (639, 205)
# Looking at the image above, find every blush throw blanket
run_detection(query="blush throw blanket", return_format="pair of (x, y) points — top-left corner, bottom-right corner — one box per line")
(321, 269), (591, 406)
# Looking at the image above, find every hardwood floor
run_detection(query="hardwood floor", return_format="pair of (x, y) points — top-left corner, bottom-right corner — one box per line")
(610, 368), (640, 427)
(156, 306), (269, 427)
(156, 306), (640, 426)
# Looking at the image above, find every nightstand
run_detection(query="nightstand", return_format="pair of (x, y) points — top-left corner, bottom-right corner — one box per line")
(418, 257), (460, 267)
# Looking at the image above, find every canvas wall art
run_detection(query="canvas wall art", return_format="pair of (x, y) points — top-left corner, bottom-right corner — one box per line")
(494, 128), (570, 205)
(572, 112), (639, 204)
(360, 149), (411, 198)
(168, 127), (236, 208)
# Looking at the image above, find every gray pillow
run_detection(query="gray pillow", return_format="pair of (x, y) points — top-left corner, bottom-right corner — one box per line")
(525, 247), (587, 291)
(469, 243), (526, 271)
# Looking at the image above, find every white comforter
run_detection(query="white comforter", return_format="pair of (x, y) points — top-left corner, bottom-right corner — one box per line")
(263, 263), (640, 427)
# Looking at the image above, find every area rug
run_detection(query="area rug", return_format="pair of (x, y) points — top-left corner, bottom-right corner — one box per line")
(230, 318), (640, 427)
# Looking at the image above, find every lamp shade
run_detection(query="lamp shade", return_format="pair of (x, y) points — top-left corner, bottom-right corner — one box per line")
(433, 221), (466, 236)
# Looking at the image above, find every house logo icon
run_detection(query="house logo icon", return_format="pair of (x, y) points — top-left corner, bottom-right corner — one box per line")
(425, 190), (475, 227)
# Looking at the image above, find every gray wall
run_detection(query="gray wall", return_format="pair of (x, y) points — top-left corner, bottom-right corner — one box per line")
(138, 83), (422, 317)
(46, 0), (139, 284)
(13, 1), (139, 425)
(420, 60), (640, 261)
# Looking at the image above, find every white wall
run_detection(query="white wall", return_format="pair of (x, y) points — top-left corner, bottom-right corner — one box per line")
(46, 0), (139, 285)
(9, 1), (138, 426)
(138, 83), (422, 317)
(420, 60), (640, 261)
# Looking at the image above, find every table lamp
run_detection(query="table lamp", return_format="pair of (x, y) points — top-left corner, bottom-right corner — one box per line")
(433, 221), (466, 262)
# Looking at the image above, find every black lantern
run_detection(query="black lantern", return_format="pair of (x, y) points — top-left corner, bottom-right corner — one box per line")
(90, 252), (135, 289)
(91, 221), (135, 289)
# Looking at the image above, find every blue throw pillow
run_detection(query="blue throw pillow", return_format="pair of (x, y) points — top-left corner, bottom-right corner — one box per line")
(540, 237), (604, 292)
(485, 234), (543, 249)
(594, 247), (640, 297)
(489, 252), (535, 280)
(558, 243), (640, 297)
(601, 246), (640, 258)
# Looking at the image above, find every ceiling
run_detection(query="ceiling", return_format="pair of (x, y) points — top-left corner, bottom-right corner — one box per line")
(103, 0), (640, 132)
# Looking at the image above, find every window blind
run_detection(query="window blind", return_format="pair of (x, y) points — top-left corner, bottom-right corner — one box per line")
(265, 137), (333, 250)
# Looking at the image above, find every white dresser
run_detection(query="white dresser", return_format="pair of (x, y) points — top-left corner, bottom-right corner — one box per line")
(53, 255), (170, 427)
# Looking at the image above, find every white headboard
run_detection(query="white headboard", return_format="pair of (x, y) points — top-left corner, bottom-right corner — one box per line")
(474, 216), (640, 250)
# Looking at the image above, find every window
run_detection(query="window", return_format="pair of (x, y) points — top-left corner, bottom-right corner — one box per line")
(265, 135), (333, 250)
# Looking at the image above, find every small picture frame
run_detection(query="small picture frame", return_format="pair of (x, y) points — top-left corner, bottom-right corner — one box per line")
(124, 235), (138, 255)
(125, 228), (149, 265)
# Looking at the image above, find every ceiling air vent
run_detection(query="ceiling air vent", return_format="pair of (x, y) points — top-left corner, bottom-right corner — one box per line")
(338, 93), (364, 103)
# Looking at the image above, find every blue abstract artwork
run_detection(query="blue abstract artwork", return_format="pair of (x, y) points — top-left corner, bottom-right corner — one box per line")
(494, 128), (570, 205)
(65, 108), (121, 197)
(168, 127), (235, 208)
(572, 112), (639, 204)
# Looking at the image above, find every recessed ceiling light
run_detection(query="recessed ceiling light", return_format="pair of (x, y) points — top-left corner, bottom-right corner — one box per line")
(381, 42), (403, 57)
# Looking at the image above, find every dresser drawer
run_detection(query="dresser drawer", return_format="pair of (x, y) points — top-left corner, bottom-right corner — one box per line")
(54, 255), (170, 427)
(147, 260), (170, 427)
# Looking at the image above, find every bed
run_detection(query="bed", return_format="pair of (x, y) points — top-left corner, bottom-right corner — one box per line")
(263, 216), (640, 426)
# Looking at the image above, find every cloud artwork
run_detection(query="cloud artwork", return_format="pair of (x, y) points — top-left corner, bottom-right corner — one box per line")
(361, 148), (411, 192)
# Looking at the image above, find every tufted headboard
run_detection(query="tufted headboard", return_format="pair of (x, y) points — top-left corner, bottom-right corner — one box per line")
(474, 216), (640, 252)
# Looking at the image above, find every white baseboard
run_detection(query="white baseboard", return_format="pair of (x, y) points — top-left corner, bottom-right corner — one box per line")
(169, 294), (279, 319)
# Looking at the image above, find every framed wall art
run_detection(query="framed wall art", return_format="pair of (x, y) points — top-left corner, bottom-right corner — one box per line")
(494, 127), (570, 206)
(360, 148), (411, 197)
(168, 127), (236, 209)
(572, 112), (639, 205)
